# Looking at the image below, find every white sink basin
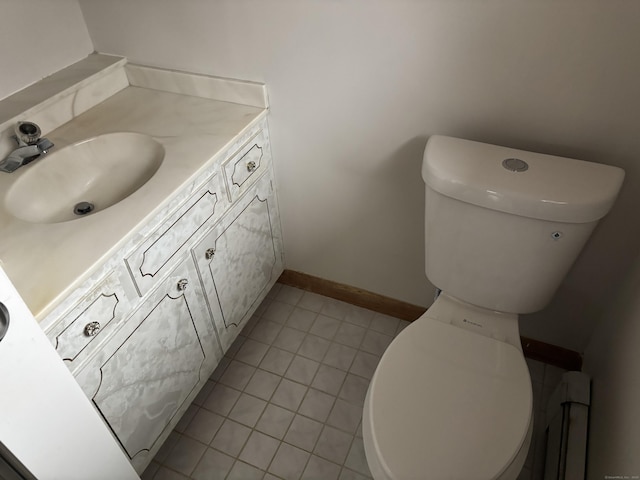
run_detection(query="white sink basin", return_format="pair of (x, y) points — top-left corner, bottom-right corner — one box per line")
(4, 132), (165, 223)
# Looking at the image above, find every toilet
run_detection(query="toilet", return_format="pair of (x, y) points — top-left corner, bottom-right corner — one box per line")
(363, 135), (625, 479)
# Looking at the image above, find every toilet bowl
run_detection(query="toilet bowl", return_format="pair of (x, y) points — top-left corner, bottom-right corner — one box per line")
(363, 295), (533, 480)
(362, 135), (625, 479)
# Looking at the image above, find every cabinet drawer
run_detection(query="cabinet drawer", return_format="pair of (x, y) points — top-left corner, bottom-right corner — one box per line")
(126, 173), (227, 296)
(222, 129), (270, 202)
(47, 270), (132, 372)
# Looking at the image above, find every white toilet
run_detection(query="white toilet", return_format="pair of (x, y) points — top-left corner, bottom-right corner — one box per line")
(363, 135), (625, 479)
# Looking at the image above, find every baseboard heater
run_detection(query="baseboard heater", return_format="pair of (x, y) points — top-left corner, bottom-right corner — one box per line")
(544, 371), (591, 480)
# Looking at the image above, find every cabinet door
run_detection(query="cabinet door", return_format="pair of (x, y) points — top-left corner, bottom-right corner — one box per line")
(75, 257), (221, 473)
(194, 172), (284, 351)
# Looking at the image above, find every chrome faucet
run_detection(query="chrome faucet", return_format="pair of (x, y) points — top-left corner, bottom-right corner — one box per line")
(0, 122), (54, 173)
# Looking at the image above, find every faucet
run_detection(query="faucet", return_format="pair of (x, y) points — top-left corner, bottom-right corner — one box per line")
(0, 122), (54, 173)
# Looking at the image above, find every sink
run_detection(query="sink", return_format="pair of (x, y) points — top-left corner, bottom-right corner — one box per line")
(4, 132), (165, 223)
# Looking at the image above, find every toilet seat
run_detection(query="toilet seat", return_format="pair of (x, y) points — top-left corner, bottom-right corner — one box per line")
(363, 315), (533, 480)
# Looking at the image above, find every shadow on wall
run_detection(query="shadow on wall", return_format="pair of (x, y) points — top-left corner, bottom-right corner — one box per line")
(297, 135), (434, 305)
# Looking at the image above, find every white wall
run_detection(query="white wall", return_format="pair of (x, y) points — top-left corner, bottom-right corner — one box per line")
(0, 0), (93, 100)
(77, 0), (640, 351)
(583, 254), (640, 477)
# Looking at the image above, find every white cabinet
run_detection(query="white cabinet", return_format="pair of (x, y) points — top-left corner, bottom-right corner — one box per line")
(194, 172), (284, 351)
(75, 257), (220, 471)
(43, 120), (284, 474)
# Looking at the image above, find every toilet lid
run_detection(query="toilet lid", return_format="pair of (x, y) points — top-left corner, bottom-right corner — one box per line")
(365, 318), (532, 480)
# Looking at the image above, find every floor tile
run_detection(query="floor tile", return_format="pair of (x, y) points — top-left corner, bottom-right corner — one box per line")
(266, 283), (282, 299)
(285, 355), (321, 385)
(219, 360), (256, 391)
(241, 315), (261, 337)
(314, 425), (353, 465)
(153, 431), (180, 464)
(149, 282), (551, 480)
(210, 419), (251, 457)
(175, 403), (199, 433)
(209, 356), (230, 382)
(297, 291), (327, 312)
(273, 326), (307, 352)
(359, 330), (393, 356)
(154, 467), (190, 480)
(271, 378), (308, 411)
(312, 364), (347, 395)
(395, 320), (411, 336)
(228, 392), (267, 427)
(192, 380), (215, 406)
(310, 314), (341, 339)
(269, 442), (311, 480)
(226, 460), (264, 480)
(298, 334), (332, 362)
(349, 351), (380, 379)
(334, 322), (366, 349)
(225, 334), (246, 358)
(344, 437), (372, 477)
(260, 346), (295, 375)
(234, 338), (270, 366)
(190, 448), (235, 480)
(249, 318), (283, 344)
(255, 403), (295, 439)
(141, 461), (160, 480)
(163, 435), (207, 476)
(284, 414), (324, 451)
(320, 299), (353, 321)
(339, 374), (369, 406)
(202, 383), (241, 416)
(184, 408), (224, 444)
(302, 455), (342, 480)
(339, 467), (370, 480)
(275, 285), (305, 305)
(244, 368), (281, 401)
(326, 398), (362, 434)
(342, 306), (374, 329)
(298, 388), (336, 422)
(238, 431), (280, 470)
(286, 307), (318, 332)
(369, 313), (400, 336)
(323, 343), (357, 371)
(263, 300), (295, 324)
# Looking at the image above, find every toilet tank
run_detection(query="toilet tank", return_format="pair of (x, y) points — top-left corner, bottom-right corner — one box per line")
(423, 135), (625, 314)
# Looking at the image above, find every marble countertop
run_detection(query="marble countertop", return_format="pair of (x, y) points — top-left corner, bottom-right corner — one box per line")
(0, 85), (266, 320)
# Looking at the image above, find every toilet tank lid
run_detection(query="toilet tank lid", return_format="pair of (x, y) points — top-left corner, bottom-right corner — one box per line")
(423, 135), (625, 223)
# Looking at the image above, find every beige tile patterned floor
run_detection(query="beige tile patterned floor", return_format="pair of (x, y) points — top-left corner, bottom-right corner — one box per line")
(143, 283), (564, 480)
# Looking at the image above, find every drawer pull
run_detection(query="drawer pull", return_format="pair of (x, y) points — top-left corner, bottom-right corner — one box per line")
(84, 321), (101, 337)
(246, 161), (257, 172)
(205, 248), (216, 260)
(177, 279), (189, 291)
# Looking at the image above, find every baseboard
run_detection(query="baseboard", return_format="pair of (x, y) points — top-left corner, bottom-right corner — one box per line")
(277, 269), (582, 371)
(278, 270), (425, 321)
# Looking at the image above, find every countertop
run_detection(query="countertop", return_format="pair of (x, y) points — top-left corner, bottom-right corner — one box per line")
(0, 85), (266, 320)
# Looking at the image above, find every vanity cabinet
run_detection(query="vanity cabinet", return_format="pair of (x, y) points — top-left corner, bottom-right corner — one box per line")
(42, 120), (284, 473)
(75, 256), (220, 471)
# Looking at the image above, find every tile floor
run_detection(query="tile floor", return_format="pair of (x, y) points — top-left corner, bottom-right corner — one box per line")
(142, 283), (565, 480)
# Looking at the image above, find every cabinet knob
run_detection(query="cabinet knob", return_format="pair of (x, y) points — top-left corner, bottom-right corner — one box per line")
(84, 321), (101, 337)
(177, 278), (189, 291)
(246, 161), (257, 172)
(205, 248), (216, 260)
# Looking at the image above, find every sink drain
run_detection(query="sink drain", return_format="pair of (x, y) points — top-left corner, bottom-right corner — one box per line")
(74, 201), (95, 216)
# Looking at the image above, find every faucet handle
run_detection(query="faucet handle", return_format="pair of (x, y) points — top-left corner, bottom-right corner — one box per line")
(15, 121), (42, 145)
